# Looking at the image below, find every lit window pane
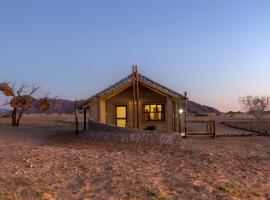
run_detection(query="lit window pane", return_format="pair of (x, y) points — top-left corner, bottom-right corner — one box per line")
(143, 104), (165, 121)
(144, 105), (150, 112)
(150, 113), (155, 120)
(117, 107), (126, 118)
(150, 105), (156, 112)
(117, 119), (126, 127)
(157, 105), (162, 112)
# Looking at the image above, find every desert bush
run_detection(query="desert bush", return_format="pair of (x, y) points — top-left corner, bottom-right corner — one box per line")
(239, 96), (270, 120)
(0, 82), (51, 127)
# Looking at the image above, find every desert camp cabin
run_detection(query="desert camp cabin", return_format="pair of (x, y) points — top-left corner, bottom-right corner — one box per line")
(76, 66), (188, 133)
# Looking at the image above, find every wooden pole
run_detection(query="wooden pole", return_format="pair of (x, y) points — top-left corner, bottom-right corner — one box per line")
(178, 113), (181, 133)
(184, 91), (188, 138)
(135, 65), (140, 129)
(75, 105), (79, 134)
(83, 108), (87, 131)
(132, 65), (136, 129)
(173, 104), (176, 132)
(213, 121), (216, 139)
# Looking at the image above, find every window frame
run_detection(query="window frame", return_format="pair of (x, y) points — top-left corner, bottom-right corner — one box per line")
(142, 104), (165, 121)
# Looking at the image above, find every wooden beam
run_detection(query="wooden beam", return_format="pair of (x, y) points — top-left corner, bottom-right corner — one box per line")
(213, 121), (216, 139)
(178, 113), (181, 133)
(83, 108), (87, 131)
(174, 102), (178, 132)
(186, 132), (214, 136)
(135, 65), (140, 129)
(187, 120), (215, 123)
(184, 91), (188, 138)
(132, 65), (136, 129)
(138, 81), (170, 98)
(75, 105), (79, 134)
(100, 83), (133, 101)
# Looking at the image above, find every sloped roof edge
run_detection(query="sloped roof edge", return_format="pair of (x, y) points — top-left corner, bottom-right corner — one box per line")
(76, 73), (186, 109)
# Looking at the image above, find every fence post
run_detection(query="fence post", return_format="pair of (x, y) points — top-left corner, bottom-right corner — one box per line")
(213, 121), (216, 139)
(75, 106), (79, 134)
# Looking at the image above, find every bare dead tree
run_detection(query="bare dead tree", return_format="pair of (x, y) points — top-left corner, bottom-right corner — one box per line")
(0, 82), (51, 126)
(239, 95), (270, 120)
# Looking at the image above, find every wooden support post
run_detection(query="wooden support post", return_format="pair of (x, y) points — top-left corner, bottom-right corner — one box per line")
(213, 121), (216, 138)
(135, 65), (140, 129)
(206, 123), (212, 133)
(83, 108), (87, 131)
(132, 65), (136, 129)
(172, 113), (175, 132)
(75, 105), (79, 134)
(174, 104), (177, 132)
(178, 113), (181, 133)
(184, 91), (188, 138)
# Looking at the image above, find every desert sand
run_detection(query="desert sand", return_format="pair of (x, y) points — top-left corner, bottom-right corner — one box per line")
(0, 115), (269, 200)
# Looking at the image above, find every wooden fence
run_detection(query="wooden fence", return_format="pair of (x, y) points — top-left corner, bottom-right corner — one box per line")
(185, 120), (216, 138)
(223, 121), (270, 136)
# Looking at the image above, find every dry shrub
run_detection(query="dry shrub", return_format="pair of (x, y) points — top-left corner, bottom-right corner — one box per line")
(35, 98), (51, 111)
(0, 83), (14, 96)
(10, 96), (36, 108)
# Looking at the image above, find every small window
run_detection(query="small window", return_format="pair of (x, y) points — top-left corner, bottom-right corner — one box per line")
(144, 105), (150, 112)
(143, 104), (165, 121)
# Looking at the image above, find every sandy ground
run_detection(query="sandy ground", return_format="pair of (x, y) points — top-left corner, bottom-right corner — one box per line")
(0, 115), (269, 200)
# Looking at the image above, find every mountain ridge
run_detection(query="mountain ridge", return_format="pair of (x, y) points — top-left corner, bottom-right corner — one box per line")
(0, 99), (221, 114)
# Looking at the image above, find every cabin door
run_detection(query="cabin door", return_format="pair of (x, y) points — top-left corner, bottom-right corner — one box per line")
(116, 106), (127, 128)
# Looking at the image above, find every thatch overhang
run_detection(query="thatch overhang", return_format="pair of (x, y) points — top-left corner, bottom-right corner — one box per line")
(76, 73), (187, 109)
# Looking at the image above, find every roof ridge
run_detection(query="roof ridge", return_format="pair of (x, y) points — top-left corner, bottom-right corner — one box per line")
(77, 72), (185, 108)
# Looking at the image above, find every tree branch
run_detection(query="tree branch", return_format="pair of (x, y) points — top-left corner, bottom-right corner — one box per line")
(29, 84), (41, 96)
(17, 83), (27, 96)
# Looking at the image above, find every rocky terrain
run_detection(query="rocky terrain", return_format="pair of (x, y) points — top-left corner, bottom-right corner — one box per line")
(188, 101), (221, 114)
(0, 115), (269, 199)
(30, 98), (75, 114)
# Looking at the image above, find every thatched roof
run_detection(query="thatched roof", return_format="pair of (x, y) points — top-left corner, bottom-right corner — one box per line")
(77, 73), (186, 109)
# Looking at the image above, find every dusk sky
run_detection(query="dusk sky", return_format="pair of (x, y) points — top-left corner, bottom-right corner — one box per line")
(1, 0), (270, 112)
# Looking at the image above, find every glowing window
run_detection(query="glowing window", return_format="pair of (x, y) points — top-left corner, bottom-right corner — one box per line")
(143, 104), (165, 121)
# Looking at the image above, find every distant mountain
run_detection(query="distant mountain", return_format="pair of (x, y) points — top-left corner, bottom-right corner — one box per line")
(2, 98), (220, 115)
(188, 101), (221, 114)
(29, 98), (75, 114)
(0, 108), (10, 114)
(31, 99), (220, 115)
(227, 111), (244, 115)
